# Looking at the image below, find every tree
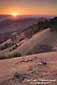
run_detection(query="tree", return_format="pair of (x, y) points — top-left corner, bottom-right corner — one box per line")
(49, 17), (57, 31)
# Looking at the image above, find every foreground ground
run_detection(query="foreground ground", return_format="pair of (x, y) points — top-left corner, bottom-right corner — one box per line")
(0, 52), (57, 85)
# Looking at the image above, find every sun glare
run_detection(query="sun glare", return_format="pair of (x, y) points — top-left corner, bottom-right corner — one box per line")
(11, 12), (19, 17)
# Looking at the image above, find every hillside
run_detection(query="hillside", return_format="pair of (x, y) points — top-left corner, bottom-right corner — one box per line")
(0, 17), (38, 33)
(0, 17), (38, 43)
(0, 52), (57, 85)
(0, 16), (57, 84)
(1, 28), (56, 57)
(0, 17), (57, 59)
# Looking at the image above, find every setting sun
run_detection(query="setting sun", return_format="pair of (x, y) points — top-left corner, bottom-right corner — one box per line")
(11, 12), (19, 17)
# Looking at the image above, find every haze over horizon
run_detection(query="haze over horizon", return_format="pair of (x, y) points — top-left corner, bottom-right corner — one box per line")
(0, 0), (57, 16)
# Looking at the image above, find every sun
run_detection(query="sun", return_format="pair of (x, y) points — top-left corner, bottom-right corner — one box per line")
(11, 12), (19, 17)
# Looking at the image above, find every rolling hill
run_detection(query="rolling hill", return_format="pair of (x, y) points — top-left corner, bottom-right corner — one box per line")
(2, 28), (57, 57)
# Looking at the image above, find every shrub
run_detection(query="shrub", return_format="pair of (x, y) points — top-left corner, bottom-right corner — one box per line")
(49, 17), (57, 32)
(8, 52), (22, 58)
(0, 52), (22, 59)
(0, 43), (14, 50)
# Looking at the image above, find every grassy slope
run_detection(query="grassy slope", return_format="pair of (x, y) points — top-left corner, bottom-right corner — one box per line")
(6, 28), (57, 55)
(0, 52), (57, 84)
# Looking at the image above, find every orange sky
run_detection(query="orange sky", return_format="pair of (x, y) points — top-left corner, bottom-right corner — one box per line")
(0, 0), (57, 16)
(0, 7), (57, 16)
